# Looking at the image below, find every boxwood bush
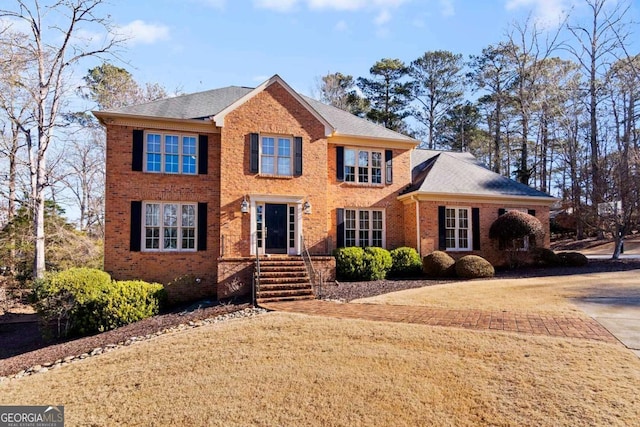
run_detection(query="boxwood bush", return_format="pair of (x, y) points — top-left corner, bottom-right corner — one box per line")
(454, 255), (495, 279)
(362, 247), (393, 281)
(389, 247), (422, 277)
(334, 246), (393, 281)
(422, 251), (456, 277)
(334, 247), (365, 281)
(33, 268), (166, 338)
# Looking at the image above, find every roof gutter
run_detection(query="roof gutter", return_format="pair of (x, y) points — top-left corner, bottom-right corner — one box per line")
(398, 190), (558, 205)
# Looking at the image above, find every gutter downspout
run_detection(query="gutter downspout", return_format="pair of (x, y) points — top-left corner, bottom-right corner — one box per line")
(412, 195), (421, 257)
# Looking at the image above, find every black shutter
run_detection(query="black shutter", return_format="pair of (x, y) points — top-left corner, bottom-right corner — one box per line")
(132, 130), (144, 171)
(198, 135), (208, 175)
(385, 150), (393, 184)
(498, 208), (506, 216)
(472, 207), (481, 251)
(336, 146), (344, 181)
(294, 136), (303, 176)
(197, 203), (207, 251)
(130, 201), (142, 251)
(336, 208), (345, 248)
(528, 209), (536, 216)
(249, 133), (259, 173)
(438, 206), (446, 250)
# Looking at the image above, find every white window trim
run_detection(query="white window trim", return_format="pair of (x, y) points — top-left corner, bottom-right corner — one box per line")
(344, 147), (384, 185)
(144, 131), (198, 175)
(344, 208), (386, 248)
(248, 194), (304, 256)
(259, 134), (293, 177)
(445, 206), (472, 251)
(142, 201), (197, 252)
(505, 208), (531, 251)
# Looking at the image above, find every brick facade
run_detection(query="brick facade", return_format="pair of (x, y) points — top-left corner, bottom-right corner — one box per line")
(99, 77), (553, 304)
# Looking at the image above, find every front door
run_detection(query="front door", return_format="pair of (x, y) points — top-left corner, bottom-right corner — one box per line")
(265, 203), (287, 254)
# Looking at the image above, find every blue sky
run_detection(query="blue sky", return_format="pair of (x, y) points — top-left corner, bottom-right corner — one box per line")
(101, 0), (640, 97)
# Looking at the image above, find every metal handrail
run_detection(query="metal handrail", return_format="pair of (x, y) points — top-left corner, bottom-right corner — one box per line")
(253, 232), (260, 306)
(301, 234), (322, 299)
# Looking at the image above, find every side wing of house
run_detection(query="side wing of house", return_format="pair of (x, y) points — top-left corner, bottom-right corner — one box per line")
(399, 150), (556, 266)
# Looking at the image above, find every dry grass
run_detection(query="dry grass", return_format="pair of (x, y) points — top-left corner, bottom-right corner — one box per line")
(354, 270), (640, 315)
(1, 312), (639, 426)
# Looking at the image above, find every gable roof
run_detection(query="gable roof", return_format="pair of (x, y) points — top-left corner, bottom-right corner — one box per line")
(94, 74), (417, 144)
(402, 149), (555, 202)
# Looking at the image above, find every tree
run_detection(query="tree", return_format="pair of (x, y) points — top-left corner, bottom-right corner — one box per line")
(409, 50), (465, 149)
(468, 43), (516, 174)
(0, 0), (119, 279)
(81, 62), (167, 111)
(437, 101), (484, 152)
(566, 0), (632, 211)
(357, 58), (412, 132)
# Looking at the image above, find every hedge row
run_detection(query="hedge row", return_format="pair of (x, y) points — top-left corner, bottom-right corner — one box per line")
(334, 246), (422, 281)
(33, 267), (166, 339)
(422, 251), (495, 279)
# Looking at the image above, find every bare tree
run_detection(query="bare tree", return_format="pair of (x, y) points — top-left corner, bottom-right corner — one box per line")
(0, 0), (120, 279)
(566, 0), (632, 210)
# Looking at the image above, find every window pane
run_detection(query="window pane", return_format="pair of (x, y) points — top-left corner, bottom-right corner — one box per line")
(261, 156), (274, 174)
(182, 228), (195, 249)
(344, 149), (356, 166)
(358, 151), (369, 167)
(146, 134), (161, 153)
(446, 229), (456, 249)
(145, 227), (160, 249)
(183, 156), (196, 174)
(372, 152), (382, 184)
(145, 204), (159, 226)
(277, 158), (291, 176)
(165, 135), (179, 154)
(164, 227), (178, 249)
(182, 205), (195, 227)
(345, 166), (355, 182)
(459, 229), (469, 249)
(262, 137), (274, 155)
(165, 154), (179, 173)
(164, 204), (178, 227)
(278, 138), (291, 156)
(182, 136), (196, 155)
(458, 209), (468, 229)
(147, 153), (161, 172)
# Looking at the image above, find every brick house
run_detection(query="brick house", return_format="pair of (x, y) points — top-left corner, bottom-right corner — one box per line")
(94, 75), (555, 303)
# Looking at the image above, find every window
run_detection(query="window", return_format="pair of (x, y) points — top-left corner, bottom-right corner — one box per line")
(344, 148), (383, 184)
(143, 202), (197, 251)
(145, 132), (197, 174)
(344, 208), (385, 247)
(445, 207), (470, 250)
(261, 136), (292, 176)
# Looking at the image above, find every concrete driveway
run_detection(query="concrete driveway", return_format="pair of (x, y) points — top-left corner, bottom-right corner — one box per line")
(575, 238), (640, 356)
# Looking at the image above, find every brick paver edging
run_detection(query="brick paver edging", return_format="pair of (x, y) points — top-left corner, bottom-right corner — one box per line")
(261, 300), (618, 343)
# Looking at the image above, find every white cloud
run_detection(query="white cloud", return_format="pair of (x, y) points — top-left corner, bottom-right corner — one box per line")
(334, 20), (348, 31)
(253, 0), (298, 12)
(505, 0), (570, 28)
(439, 0), (455, 17)
(197, 0), (226, 8)
(374, 10), (391, 25)
(116, 20), (170, 45)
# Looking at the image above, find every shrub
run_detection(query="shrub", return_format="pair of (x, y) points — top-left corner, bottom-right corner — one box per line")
(33, 268), (165, 338)
(557, 251), (588, 267)
(422, 251), (456, 277)
(455, 255), (495, 279)
(489, 210), (544, 241)
(389, 247), (422, 277)
(532, 247), (561, 266)
(100, 280), (166, 330)
(333, 247), (365, 281)
(361, 247), (393, 281)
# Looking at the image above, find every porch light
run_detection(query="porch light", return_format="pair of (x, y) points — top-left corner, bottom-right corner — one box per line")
(240, 196), (249, 214)
(303, 200), (312, 215)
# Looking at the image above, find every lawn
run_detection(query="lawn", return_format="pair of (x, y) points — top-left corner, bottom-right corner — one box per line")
(354, 270), (640, 315)
(1, 311), (639, 426)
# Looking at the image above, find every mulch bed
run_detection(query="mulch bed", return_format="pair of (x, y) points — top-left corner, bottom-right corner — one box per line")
(2, 259), (639, 378)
